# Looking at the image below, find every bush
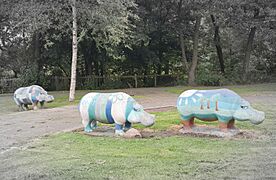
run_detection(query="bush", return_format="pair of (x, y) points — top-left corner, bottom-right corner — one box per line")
(196, 62), (226, 86)
(196, 72), (226, 86)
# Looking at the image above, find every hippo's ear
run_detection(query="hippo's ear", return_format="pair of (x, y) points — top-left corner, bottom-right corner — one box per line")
(133, 103), (143, 112)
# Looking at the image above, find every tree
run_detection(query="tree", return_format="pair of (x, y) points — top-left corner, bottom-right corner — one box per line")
(1, 0), (276, 90)
(210, 14), (225, 74)
(69, 0), (78, 101)
(188, 16), (201, 86)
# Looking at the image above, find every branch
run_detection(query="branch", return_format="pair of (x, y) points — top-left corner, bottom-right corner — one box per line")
(77, 29), (87, 43)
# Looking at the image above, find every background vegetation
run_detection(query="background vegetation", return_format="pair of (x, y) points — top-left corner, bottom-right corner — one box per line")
(0, 0), (275, 91)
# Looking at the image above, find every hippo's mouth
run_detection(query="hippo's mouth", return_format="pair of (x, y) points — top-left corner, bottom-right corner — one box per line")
(250, 111), (265, 125)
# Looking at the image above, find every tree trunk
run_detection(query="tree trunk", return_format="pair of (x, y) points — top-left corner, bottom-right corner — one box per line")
(69, 0), (78, 102)
(243, 26), (256, 81)
(179, 33), (189, 72)
(188, 16), (201, 86)
(210, 14), (225, 74)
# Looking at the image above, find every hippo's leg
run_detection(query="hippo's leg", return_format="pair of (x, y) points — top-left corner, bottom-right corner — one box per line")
(40, 101), (44, 109)
(32, 102), (39, 110)
(218, 122), (228, 130)
(227, 119), (236, 129)
(23, 104), (29, 110)
(14, 98), (24, 111)
(180, 115), (194, 128)
(18, 104), (24, 111)
(115, 124), (124, 135)
(91, 120), (97, 130)
(84, 119), (95, 133)
(124, 121), (132, 131)
(217, 115), (232, 131)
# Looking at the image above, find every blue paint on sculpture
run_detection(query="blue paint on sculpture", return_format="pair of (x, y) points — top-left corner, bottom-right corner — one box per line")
(79, 92), (155, 135)
(177, 89), (265, 129)
(14, 85), (54, 111)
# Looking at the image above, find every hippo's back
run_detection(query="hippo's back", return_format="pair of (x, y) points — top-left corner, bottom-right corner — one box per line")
(177, 89), (242, 115)
(79, 92), (135, 124)
(14, 86), (32, 105)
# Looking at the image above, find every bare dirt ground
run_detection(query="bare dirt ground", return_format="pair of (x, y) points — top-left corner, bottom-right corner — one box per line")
(0, 87), (177, 153)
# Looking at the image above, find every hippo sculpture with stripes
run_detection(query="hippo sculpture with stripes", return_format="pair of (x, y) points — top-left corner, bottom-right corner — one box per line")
(79, 92), (155, 135)
(14, 85), (54, 111)
(177, 89), (265, 130)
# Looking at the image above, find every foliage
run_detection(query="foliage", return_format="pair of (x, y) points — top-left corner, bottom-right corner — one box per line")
(0, 0), (275, 90)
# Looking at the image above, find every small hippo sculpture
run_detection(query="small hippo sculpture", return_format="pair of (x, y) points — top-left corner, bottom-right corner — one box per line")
(14, 85), (54, 111)
(79, 92), (155, 135)
(177, 89), (265, 130)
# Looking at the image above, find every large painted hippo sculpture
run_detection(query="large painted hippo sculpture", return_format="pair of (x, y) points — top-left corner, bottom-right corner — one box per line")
(177, 89), (265, 130)
(14, 85), (54, 111)
(79, 92), (155, 135)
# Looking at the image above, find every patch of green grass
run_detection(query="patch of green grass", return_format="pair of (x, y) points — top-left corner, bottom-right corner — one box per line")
(0, 93), (17, 114)
(2, 102), (273, 179)
(46, 90), (90, 108)
(2, 132), (251, 180)
(166, 83), (276, 95)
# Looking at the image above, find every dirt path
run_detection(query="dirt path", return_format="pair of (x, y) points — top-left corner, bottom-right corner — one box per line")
(0, 87), (178, 153)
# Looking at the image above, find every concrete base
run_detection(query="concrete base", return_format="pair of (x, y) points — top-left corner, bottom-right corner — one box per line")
(179, 125), (240, 138)
(79, 126), (142, 138)
(79, 126), (115, 137)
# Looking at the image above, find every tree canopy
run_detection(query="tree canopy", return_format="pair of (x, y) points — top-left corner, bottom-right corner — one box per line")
(0, 0), (275, 90)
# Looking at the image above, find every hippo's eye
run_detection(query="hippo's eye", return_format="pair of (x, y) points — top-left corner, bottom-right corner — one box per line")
(134, 106), (141, 112)
(241, 105), (248, 109)
(133, 104), (142, 112)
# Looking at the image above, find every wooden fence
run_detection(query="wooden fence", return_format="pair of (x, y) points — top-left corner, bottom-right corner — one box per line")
(0, 74), (180, 93)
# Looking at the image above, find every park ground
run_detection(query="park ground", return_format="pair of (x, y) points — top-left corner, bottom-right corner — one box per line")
(0, 83), (275, 179)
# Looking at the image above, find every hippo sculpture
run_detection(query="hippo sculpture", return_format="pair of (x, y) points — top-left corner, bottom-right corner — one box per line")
(177, 89), (265, 130)
(79, 92), (155, 135)
(14, 85), (54, 111)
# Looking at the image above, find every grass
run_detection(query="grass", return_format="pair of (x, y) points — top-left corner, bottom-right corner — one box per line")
(165, 83), (276, 95)
(2, 132), (252, 180)
(1, 107), (269, 179)
(46, 90), (91, 108)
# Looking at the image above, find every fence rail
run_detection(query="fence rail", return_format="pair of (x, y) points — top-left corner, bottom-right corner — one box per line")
(0, 74), (180, 93)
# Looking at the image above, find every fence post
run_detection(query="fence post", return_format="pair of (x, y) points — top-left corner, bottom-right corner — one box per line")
(154, 74), (157, 87)
(134, 74), (138, 88)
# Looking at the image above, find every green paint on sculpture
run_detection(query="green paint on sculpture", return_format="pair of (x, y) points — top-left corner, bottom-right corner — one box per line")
(177, 89), (265, 129)
(88, 94), (99, 122)
(79, 92), (155, 135)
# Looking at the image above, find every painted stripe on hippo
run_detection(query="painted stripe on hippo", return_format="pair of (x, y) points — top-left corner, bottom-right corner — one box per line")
(125, 97), (134, 120)
(111, 93), (128, 125)
(100, 95), (109, 121)
(88, 93), (100, 121)
(106, 98), (115, 124)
